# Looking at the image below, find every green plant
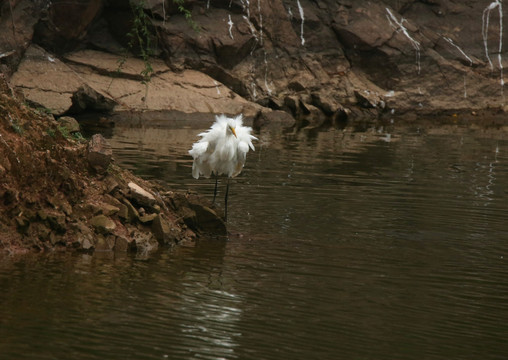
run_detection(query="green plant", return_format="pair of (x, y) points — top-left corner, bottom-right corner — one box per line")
(35, 106), (52, 115)
(110, 1), (199, 98)
(46, 127), (56, 138)
(173, 0), (200, 32)
(8, 114), (23, 134)
(128, 1), (155, 84)
(58, 125), (70, 139)
(110, 0), (156, 103)
(72, 132), (86, 142)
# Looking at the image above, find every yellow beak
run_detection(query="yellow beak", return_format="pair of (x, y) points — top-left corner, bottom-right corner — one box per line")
(231, 127), (237, 138)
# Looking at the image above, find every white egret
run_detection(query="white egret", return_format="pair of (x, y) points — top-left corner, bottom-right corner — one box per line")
(189, 114), (257, 221)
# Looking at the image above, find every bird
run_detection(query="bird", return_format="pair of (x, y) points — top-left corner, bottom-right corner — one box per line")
(189, 114), (257, 221)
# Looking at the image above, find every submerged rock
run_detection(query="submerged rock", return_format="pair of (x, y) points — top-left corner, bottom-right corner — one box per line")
(190, 203), (227, 236)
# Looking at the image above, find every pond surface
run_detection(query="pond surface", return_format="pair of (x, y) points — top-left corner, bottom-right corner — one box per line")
(2, 119), (508, 360)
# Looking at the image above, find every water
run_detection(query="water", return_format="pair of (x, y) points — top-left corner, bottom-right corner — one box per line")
(1, 119), (508, 360)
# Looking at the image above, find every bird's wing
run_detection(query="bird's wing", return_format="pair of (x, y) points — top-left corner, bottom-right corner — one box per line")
(190, 141), (213, 179)
(189, 141), (209, 158)
(237, 141), (249, 155)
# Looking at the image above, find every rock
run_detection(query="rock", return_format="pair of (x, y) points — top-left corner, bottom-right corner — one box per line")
(64, 50), (261, 116)
(31, 222), (51, 241)
(95, 234), (115, 251)
(152, 214), (174, 244)
(301, 104), (327, 129)
(99, 203), (120, 216)
(190, 203), (227, 236)
(311, 93), (339, 116)
(33, 0), (102, 52)
(90, 214), (116, 234)
(128, 182), (156, 207)
(57, 116), (80, 133)
(72, 221), (95, 250)
(0, 0), (41, 77)
(354, 90), (381, 109)
(104, 176), (120, 194)
(171, 193), (226, 235)
(88, 134), (113, 173)
(131, 230), (158, 253)
(49, 231), (60, 245)
(253, 110), (296, 131)
(181, 207), (197, 228)
(9, 45), (85, 114)
(104, 194), (123, 207)
(46, 211), (67, 233)
(37, 210), (48, 221)
(15, 216), (29, 234)
(47, 195), (72, 215)
(283, 96), (299, 115)
(69, 84), (116, 114)
(117, 203), (130, 221)
(81, 236), (94, 250)
(113, 235), (131, 252)
(7, 0), (508, 119)
(122, 198), (139, 223)
(139, 213), (157, 223)
(332, 107), (349, 124)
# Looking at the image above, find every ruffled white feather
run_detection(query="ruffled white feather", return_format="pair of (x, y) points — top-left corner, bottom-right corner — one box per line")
(189, 114), (258, 179)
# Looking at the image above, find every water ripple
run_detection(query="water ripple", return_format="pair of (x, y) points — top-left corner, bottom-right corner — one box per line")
(2, 124), (508, 360)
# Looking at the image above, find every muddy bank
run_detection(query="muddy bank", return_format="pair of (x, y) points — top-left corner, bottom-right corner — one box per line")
(0, 80), (226, 255)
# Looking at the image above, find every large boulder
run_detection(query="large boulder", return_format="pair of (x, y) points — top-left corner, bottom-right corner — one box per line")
(9, 45), (84, 114)
(0, 0), (42, 76)
(33, 0), (103, 52)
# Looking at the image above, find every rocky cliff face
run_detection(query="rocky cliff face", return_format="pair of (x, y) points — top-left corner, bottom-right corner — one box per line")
(1, 0), (507, 125)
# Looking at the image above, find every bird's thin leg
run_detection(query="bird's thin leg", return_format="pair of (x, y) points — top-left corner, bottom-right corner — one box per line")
(212, 175), (218, 205)
(225, 177), (230, 222)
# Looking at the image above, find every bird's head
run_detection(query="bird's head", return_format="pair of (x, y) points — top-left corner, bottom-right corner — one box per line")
(228, 125), (237, 138)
